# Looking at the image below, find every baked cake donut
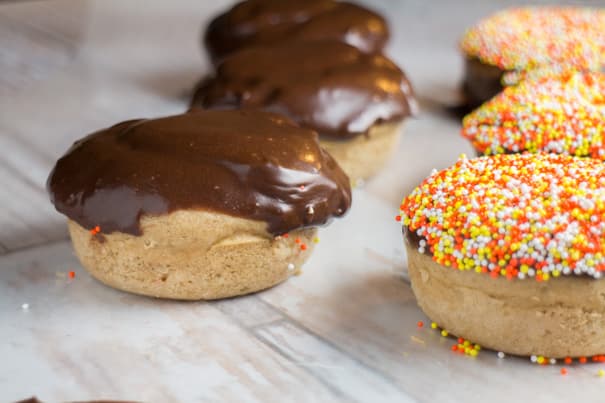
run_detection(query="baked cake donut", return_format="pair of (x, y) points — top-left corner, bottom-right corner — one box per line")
(462, 71), (605, 157)
(460, 7), (605, 106)
(204, 0), (388, 64)
(191, 40), (416, 182)
(400, 153), (605, 358)
(47, 110), (351, 300)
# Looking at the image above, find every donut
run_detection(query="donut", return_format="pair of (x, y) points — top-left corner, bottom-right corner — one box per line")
(460, 7), (605, 106)
(191, 40), (416, 182)
(399, 153), (605, 358)
(47, 110), (351, 300)
(462, 71), (605, 157)
(204, 0), (388, 64)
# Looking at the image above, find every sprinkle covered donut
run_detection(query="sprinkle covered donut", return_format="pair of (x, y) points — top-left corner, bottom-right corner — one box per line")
(460, 7), (605, 106)
(399, 153), (605, 357)
(461, 7), (605, 71)
(462, 71), (605, 157)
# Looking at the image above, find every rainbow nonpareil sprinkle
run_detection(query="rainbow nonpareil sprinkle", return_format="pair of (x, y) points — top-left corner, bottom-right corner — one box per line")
(461, 7), (605, 71)
(399, 153), (605, 281)
(462, 71), (605, 157)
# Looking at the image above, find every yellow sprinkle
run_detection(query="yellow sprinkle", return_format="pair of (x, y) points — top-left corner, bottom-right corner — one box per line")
(431, 322), (438, 329)
(441, 330), (449, 337)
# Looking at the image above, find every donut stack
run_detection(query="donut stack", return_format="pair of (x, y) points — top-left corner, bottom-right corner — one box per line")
(47, 0), (416, 301)
(193, 0), (417, 182)
(459, 7), (605, 107)
(399, 6), (605, 360)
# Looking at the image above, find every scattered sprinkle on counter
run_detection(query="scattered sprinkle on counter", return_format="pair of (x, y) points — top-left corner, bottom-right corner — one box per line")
(424, 319), (605, 369)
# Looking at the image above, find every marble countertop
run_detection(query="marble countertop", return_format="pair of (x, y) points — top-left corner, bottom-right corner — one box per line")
(2, 0), (605, 402)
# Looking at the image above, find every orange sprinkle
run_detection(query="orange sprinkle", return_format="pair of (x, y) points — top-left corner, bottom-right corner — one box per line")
(300, 244), (307, 251)
(417, 321), (424, 328)
(564, 357), (572, 365)
(561, 368), (568, 375)
(68, 271), (75, 279)
(579, 356), (588, 364)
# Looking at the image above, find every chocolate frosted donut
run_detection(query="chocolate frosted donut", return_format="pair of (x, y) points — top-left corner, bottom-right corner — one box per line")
(204, 0), (388, 63)
(400, 153), (605, 358)
(460, 7), (605, 107)
(48, 110), (351, 300)
(192, 40), (416, 181)
(462, 71), (605, 157)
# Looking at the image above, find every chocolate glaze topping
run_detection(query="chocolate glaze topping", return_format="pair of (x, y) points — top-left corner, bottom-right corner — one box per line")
(204, 0), (389, 63)
(462, 57), (506, 107)
(191, 41), (415, 139)
(47, 110), (351, 236)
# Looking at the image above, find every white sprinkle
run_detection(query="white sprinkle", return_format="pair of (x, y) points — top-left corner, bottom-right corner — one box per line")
(550, 358), (557, 365)
(21, 303), (29, 311)
(497, 351), (505, 359)
(530, 355), (538, 363)
(307, 206), (314, 215)
(287, 263), (295, 271)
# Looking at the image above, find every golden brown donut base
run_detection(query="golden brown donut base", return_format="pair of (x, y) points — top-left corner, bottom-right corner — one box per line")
(68, 210), (316, 300)
(320, 121), (402, 182)
(462, 57), (505, 107)
(406, 241), (605, 358)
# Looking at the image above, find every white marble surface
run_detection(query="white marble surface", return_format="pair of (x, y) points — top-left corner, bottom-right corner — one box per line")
(2, 0), (605, 402)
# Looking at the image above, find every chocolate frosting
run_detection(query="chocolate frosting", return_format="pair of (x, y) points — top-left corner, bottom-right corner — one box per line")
(204, 0), (389, 63)
(462, 57), (505, 107)
(47, 110), (351, 236)
(191, 41), (415, 139)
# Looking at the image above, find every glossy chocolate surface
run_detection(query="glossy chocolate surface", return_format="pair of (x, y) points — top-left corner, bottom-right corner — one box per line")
(48, 110), (351, 236)
(204, 0), (389, 63)
(192, 41), (415, 139)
